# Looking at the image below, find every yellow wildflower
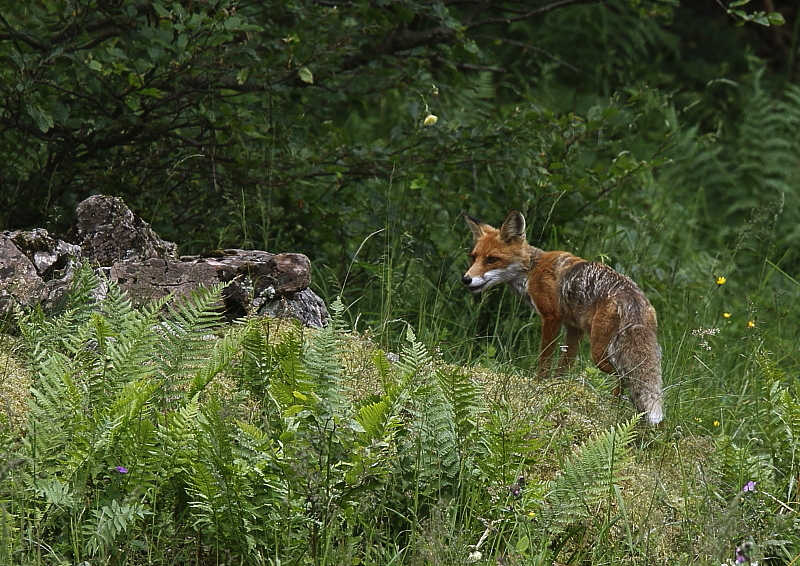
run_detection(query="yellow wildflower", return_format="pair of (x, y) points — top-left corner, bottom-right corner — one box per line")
(423, 114), (438, 126)
(723, 312), (731, 318)
(716, 276), (726, 286)
(747, 320), (756, 328)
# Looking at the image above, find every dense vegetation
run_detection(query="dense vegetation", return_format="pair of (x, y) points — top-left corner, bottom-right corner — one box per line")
(1, 0), (799, 564)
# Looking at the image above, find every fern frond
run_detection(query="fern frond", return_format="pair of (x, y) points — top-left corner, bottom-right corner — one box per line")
(189, 326), (243, 397)
(238, 323), (273, 400)
(158, 393), (200, 474)
(154, 284), (226, 405)
(302, 297), (349, 419)
(413, 383), (459, 481)
(84, 499), (148, 557)
(395, 325), (433, 382)
(542, 417), (638, 533)
(357, 398), (394, 440)
(436, 367), (484, 442)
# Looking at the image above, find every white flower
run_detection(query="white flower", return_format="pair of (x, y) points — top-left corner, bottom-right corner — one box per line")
(423, 114), (438, 126)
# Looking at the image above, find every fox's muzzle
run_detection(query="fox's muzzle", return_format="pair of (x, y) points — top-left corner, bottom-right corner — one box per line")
(461, 275), (486, 293)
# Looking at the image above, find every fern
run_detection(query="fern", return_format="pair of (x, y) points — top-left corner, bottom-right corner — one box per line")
(436, 367), (484, 443)
(302, 297), (350, 421)
(718, 350), (800, 495)
(186, 399), (276, 558)
(412, 382), (460, 482)
(355, 349), (414, 442)
(661, 69), (800, 262)
(158, 393), (200, 476)
(153, 283), (226, 406)
(238, 322), (274, 401)
(395, 324), (433, 381)
(542, 417), (638, 534)
(84, 499), (147, 557)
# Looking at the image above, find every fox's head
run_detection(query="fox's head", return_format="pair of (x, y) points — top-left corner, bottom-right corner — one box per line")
(462, 210), (530, 294)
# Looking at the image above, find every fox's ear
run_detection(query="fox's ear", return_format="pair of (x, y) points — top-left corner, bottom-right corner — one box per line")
(499, 210), (526, 243)
(464, 213), (491, 242)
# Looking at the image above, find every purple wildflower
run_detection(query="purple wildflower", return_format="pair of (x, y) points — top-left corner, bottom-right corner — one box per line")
(736, 541), (753, 564)
(742, 480), (756, 492)
(114, 466), (128, 474)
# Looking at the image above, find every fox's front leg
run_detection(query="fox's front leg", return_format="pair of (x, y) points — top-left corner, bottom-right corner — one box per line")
(556, 325), (582, 373)
(537, 315), (562, 378)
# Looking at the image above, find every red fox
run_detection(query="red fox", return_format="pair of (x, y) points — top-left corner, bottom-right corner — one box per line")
(462, 210), (663, 425)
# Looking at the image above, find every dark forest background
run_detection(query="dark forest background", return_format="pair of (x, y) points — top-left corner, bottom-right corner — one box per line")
(2, 0), (799, 352)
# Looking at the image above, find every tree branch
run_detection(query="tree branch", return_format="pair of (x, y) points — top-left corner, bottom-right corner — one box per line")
(464, 0), (606, 30)
(471, 34), (580, 72)
(433, 55), (507, 73)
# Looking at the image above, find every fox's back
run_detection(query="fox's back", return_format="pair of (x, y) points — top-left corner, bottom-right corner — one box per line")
(530, 253), (656, 333)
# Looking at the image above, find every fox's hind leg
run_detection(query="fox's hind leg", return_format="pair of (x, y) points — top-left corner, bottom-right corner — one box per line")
(589, 320), (617, 375)
(588, 316), (625, 399)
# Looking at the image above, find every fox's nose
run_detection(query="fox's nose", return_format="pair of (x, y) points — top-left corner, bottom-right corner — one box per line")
(461, 275), (472, 286)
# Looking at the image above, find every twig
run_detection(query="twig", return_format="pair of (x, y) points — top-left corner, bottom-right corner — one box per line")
(472, 34), (580, 72)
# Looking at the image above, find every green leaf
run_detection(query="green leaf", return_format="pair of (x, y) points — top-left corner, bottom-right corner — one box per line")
(298, 67), (314, 84)
(767, 12), (785, 25)
(516, 535), (530, 553)
(140, 88), (163, 98)
(28, 106), (54, 133)
(224, 16), (242, 31)
(601, 106), (619, 119)
(153, 2), (171, 18)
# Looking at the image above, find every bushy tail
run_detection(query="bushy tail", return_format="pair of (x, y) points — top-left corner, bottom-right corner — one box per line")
(610, 324), (663, 425)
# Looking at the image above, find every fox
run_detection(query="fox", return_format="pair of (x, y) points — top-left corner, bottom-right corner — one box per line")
(462, 209), (663, 425)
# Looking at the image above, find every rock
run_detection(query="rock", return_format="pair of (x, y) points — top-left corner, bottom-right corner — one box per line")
(0, 234), (44, 315)
(0, 229), (81, 317)
(0, 196), (329, 328)
(72, 195), (178, 266)
(101, 249), (328, 326)
(259, 288), (330, 329)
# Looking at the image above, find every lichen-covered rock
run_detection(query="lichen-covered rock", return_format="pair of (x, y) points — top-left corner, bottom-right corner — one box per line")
(0, 196), (329, 328)
(0, 234), (44, 315)
(72, 195), (178, 266)
(0, 229), (81, 318)
(259, 288), (330, 329)
(100, 250), (327, 326)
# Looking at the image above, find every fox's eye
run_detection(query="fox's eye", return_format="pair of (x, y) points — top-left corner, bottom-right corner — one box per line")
(485, 256), (499, 265)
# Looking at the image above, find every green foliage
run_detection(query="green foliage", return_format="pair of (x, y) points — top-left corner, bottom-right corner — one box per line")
(2, 254), (800, 564)
(541, 418), (638, 535)
(659, 75), (800, 269)
(8, 273), (241, 564)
